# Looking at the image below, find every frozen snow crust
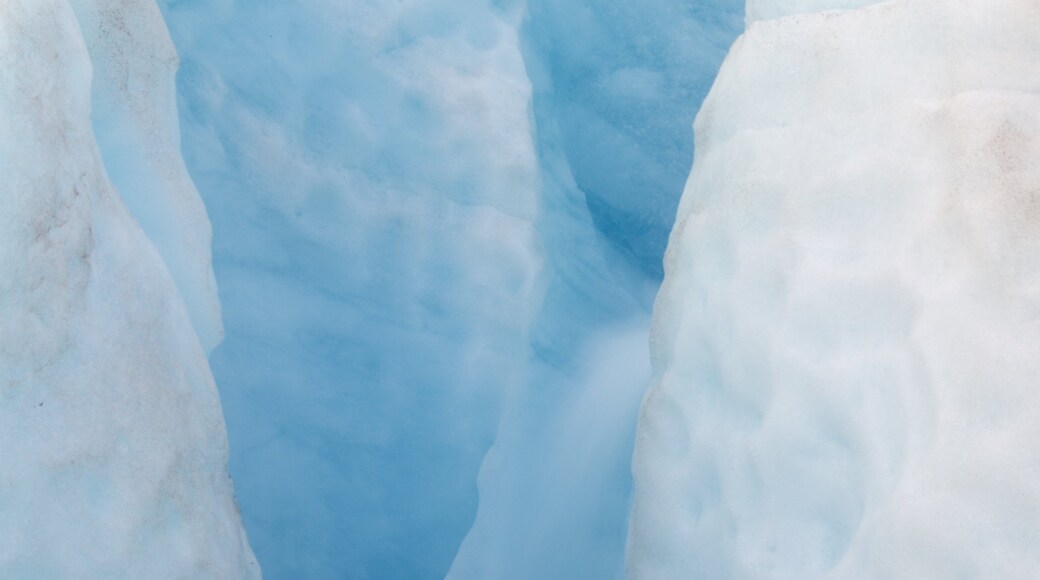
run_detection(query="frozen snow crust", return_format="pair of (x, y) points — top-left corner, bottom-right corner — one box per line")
(629, 0), (1040, 578)
(0, 0), (256, 577)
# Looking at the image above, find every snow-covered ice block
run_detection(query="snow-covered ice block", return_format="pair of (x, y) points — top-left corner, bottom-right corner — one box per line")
(629, 0), (1040, 578)
(0, 1), (256, 576)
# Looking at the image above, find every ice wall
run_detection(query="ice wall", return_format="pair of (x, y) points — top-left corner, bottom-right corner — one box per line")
(0, 0), (255, 576)
(157, 0), (742, 576)
(521, 0), (744, 278)
(68, 0), (223, 353)
(449, 2), (742, 578)
(629, 0), (1040, 577)
(158, 1), (541, 577)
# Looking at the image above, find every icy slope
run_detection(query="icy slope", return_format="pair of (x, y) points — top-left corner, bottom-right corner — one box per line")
(0, 0), (255, 577)
(629, 0), (1040, 577)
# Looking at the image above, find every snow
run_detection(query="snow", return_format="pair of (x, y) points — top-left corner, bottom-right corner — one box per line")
(629, 0), (1040, 577)
(0, 0), (255, 577)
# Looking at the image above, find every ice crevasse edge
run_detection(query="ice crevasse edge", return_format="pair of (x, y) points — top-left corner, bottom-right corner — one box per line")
(630, 0), (1040, 578)
(0, 0), (256, 577)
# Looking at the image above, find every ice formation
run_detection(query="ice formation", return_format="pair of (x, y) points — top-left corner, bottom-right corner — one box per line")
(156, 0), (741, 577)
(629, 0), (1040, 578)
(0, 0), (255, 577)
(449, 2), (742, 578)
(70, 0), (222, 353)
(158, 1), (541, 577)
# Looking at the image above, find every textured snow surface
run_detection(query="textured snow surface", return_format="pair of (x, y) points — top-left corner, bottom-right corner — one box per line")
(629, 0), (1040, 578)
(0, 0), (255, 577)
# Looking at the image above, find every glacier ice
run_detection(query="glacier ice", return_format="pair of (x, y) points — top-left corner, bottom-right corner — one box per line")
(32, 0), (1034, 576)
(629, 0), (1040, 578)
(0, 0), (255, 577)
(19, 0), (1035, 576)
(69, 0), (223, 353)
(158, 1), (541, 577)
(449, 1), (742, 578)
(156, 0), (742, 577)
(745, 0), (882, 22)
(518, 0), (745, 278)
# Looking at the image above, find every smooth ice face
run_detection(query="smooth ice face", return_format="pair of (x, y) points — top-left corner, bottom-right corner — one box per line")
(0, 1), (255, 576)
(68, 0), (223, 353)
(629, 0), (1040, 578)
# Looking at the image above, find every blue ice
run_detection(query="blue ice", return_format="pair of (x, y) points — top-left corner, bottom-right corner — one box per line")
(157, 0), (743, 577)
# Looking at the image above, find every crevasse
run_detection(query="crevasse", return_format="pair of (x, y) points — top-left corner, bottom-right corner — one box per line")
(69, 0), (224, 353)
(158, 1), (542, 577)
